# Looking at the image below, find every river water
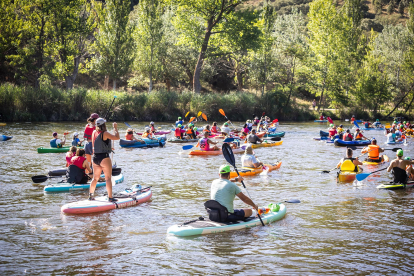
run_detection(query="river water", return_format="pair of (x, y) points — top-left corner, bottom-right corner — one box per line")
(0, 121), (413, 275)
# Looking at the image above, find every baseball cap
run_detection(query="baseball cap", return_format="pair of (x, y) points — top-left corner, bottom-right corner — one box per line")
(150, 121), (154, 125)
(177, 124), (182, 128)
(178, 117), (182, 120)
(52, 132), (58, 137)
(219, 165), (231, 174)
(397, 149), (404, 157)
(90, 113), (99, 119)
(73, 132), (79, 136)
(96, 118), (106, 126)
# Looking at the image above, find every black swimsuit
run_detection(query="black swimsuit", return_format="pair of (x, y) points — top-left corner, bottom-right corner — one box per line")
(93, 132), (111, 166)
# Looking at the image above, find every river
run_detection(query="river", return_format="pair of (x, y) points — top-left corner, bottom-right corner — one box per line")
(0, 121), (413, 275)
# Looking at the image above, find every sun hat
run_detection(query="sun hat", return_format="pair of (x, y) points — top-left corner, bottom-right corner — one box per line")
(397, 149), (404, 157)
(219, 165), (231, 174)
(73, 132), (78, 136)
(96, 118), (106, 126)
(90, 113), (99, 119)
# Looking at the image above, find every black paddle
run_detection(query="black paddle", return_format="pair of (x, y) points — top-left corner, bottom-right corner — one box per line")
(104, 95), (117, 120)
(32, 168), (122, 183)
(347, 146), (402, 152)
(222, 143), (265, 226)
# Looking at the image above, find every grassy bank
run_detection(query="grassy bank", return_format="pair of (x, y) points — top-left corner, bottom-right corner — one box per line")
(0, 84), (316, 122)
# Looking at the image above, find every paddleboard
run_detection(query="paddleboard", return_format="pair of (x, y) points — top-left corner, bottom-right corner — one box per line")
(44, 174), (124, 193)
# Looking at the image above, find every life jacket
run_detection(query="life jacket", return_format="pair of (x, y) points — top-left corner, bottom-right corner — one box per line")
(50, 138), (60, 148)
(355, 132), (363, 140)
(199, 138), (210, 150)
(66, 153), (74, 166)
(66, 164), (87, 184)
(84, 124), (94, 140)
(367, 145), (380, 160)
(211, 126), (218, 133)
(319, 116), (324, 120)
(125, 133), (134, 140)
(328, 129), (336, 136)
(70, 156), (86, 170)
(341, 158), (358, 172)
(392, 167), (408, 184)
(142, 132), (151, 138)
(175, 128), (182, 138)
(92, 131), (111, 154)
(343, 133), (353, 141)
(365, 122), (369, 128)
(150, 126), (155, 132)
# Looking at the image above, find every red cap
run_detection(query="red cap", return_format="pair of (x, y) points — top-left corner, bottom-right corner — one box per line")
(90, 113), (99, 119)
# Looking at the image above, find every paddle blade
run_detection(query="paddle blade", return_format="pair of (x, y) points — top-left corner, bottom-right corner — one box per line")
(270, 137), (281, 141)
(285, 199), (301, 203)
(112, 168), (122, 176)
(185, 111), (190, 118)
(356, 173), (370, 181)
(219, 109), (225, 116)
(202, 113), (207, 121)
(347, 146), (357, 150)
(222, 143), (236, 166)
(32, 175), (48, 183)
(262, 112), (265, 117)
(197, 111), (202, 117)
(353, 121), (360, 128)
(124, 122), (132, 129)
(223, 137), (235, 143)
(189, 117), (195, 123)
(182, 145), (194, 150)
(391, 147), (402, 152)
(260, 166), (269, 176)
(327, 117), (333, 124)
(272, 119), (278, 123)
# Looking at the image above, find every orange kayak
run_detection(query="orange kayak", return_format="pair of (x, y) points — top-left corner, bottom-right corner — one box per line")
(229, 162), (282, 178)
(189, 148), (244, 156)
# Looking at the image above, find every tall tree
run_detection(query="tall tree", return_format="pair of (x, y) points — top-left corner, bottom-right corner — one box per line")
(173, 0), (247, 93)
(92, 0), (135, 90)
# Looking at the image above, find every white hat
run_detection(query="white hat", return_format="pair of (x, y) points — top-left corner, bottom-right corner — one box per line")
(73, 132), (79, 136)
(150, 121), (154, 125)
(96, 118), (106, 126)
(145, 127), (150, 131)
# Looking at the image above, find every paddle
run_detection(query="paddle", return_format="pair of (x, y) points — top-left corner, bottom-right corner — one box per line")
(322, 149), (375, 174)
(346, 146), (402, 152)
(32, 168), (122, 183)
(104, 95), (117, 120)
(218, 109), (236, 129)
(327, 117), (333, 124)
(202, 113), (208, 122)
(185, 111), (190, 118)
(222, 143), (264, 226)
(356, 167), (388, 181)
(353, 120), (360, 129)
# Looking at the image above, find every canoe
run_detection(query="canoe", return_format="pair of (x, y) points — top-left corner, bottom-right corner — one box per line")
(250, 141), (283, 149)
(377, 181), (414, 190)
(136, 130), (171, 135)
(37, 146), (84, 154)
(264, 132), (285, 138)
(314, 120), (328, 123)
(61, 186), (152, 214)
(362, 155), (389, 165)
(320, 130), (329, 137)
(44, 174), (124, 193)
(334, 139), (371, 147)
(229, 162), (282, 178)
(167, 138), (198, 143)
(167, 204), (286, 237)
(337, 171), (360, 182)
(0, 135), (12, 141)
(189, 148), (244, 156)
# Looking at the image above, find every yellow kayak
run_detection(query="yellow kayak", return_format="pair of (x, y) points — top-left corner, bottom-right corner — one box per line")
(362, 155), (389, 165)
(0, 123), (6, 126)
(250, 141), (283, 149)
(229, 162), (282, 178)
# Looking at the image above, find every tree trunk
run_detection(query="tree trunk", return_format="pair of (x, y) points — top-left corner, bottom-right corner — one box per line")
(236, 67), (243, 91)
(166, 78), (171, 92)
(113, 79), (117, 90)
(193, 19), (213, 93)
(185, 69), (193, 89)
(405, 92), (414, 112)
(104, 75), (109, 90)
(384, 84), (413, 117)
(65, 56), (80, 90)
(149, 46), (153, 93)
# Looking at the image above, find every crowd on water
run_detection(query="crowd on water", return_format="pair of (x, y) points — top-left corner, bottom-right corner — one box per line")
(45, 113), (281, 222)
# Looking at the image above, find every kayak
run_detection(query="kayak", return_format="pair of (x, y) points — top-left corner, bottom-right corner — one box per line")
(167, 138), (198, 143)
(313, 137), (329, 141)
(361, 127), (385, 130)
(61, 186), (152, 214)
(334, 139), (371, 147)
(44, 174), (124, 193)
(337, 171), (361, 182)
(167, 204), (286, 237)
(385, 139), (406, 145)
(48, 164), (117, 176)
(37, 146), (83, 154)
(136, 130), (171, 135)
(264, 132), (285, 138)
(362, 155), (389, 165)
(189, 148), (244, 156)
(250, 141), (283, 149)
(229, 162), (282, 178)
(314, 120), (328, 123)
(0, 135), (12, 141)
(0, 123), (6, 126)
(377, 181), (414, 190)
(119, 138), (165, 148)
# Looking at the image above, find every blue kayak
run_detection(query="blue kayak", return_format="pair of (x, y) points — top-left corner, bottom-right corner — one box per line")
(320, 130), (329, 137)
(314, 120), (328, 123)
(361, 127), (385, 130)
(334, 139), (371, 147)
(0, 135), (12, 141)
(264, 131), (285, 138)
(43, 174), (124, 193)
(119, 137), (166, 148)
(385, 140), (406, 145)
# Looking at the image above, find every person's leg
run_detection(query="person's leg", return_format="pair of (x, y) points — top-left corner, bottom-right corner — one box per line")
(89, 162), (103, 196)
(100, 157), (114, 198)
(242, 208), (253, 217)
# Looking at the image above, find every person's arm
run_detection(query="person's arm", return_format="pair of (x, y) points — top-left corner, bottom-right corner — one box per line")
(103, 123), (120, 140)
(387, 161), (395, 172)
(361, 147), (368, 154)
(61, 136), (66, 145)
(83, 159), (92, 174)
(379, 148), (385, 153)
(236, 192), (258, 210)
(354, 157), (363, 166)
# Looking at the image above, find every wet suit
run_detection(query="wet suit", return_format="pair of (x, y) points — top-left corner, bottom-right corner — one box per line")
(392, 167), (408, 184)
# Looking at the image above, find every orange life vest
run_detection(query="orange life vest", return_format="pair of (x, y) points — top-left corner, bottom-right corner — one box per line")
(355, 132), (363, 140)
(142, 132), (151, 138)
(125, 133), (134, 140)
(367, 145), (380, 160)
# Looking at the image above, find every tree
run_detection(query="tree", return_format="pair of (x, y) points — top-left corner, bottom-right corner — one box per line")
(133, 0), (164, 92)
(48, 0), (95, 89)
(387, 1), (395, 14)
(92, 0), (135, 90)
(173, 0), (247, 93)
(398, 1), (405, 15)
